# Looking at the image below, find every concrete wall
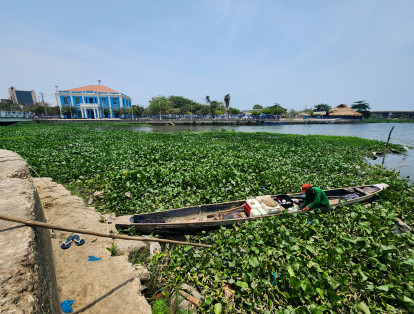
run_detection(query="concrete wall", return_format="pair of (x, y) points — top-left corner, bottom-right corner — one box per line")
(0, 150), (60, 313)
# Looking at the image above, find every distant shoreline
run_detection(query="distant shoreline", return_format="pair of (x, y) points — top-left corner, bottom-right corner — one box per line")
(35, 117), (365, 125)
(34, 117), (413, 126)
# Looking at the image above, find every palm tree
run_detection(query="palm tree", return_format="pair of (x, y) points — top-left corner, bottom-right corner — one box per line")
(224, 94), (230, 117)
(205, 96), (211, 105)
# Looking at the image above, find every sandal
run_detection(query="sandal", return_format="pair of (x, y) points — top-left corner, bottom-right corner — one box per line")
(61, 236), (73, 249)
(72, 235), (85, 246)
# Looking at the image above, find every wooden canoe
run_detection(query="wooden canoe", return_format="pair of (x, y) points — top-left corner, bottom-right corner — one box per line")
(107, 183), (389, 235)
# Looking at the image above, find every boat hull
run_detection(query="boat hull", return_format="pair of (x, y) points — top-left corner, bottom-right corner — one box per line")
(107, 184), (388, 234)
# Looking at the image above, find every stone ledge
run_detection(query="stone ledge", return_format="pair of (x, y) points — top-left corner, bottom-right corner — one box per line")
(0, 149), (60, 313)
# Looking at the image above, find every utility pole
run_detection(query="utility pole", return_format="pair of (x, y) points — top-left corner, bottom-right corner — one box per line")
(159, 100), (161, 120)
(55, 85), (62, 118)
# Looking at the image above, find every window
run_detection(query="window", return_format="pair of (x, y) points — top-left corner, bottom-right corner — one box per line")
(75, 97), (80, 105)
(102, 98), (107, 105)
(63, 97), (69, 105)
(113, 98), (118, 105)
(88, 98), (94, 103)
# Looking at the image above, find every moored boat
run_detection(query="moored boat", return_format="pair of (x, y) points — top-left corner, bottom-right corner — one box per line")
(107, 183), (389, 234)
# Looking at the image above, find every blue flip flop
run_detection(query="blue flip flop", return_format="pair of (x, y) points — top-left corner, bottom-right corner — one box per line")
(72, 235), (85, 246)
(61, 236), (73, 249)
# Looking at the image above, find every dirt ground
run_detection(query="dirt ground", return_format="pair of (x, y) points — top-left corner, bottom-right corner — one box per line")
(33, 177), (151, 314)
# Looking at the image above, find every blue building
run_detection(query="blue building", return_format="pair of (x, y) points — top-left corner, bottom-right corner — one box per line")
(56, 85), (132, 119)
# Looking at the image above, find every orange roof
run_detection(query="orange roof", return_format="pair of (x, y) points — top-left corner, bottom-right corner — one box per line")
(66, 85), (119, 93)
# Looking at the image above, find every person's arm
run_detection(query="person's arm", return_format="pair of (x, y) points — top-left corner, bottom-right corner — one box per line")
(301, 198), (309, 209)
(308, 189), (321, 209)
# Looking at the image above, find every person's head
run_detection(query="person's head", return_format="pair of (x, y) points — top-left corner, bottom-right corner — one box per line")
(301, 184), (312, 195)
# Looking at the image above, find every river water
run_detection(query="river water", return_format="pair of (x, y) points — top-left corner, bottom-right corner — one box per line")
(127, 123), (414, 183)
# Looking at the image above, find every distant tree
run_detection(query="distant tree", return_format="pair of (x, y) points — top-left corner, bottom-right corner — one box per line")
(166, 108), (181, 115)
(228, 107), (241, 115)
(205, 96), (211, 105)
(288, 108), (299, 117)
(314, 103), (331, 112)
(198, 105), (211, 116)
(131, 105), (144, 116)
(120, 108), (130, 117)
(253, 104), (263, 110)
(250, 111), (261, 118)
(351, 100), (371, 118)
(32, 105), (46, 115)
(147, 96), (169, 116)
(49, 106), (60, 115)
(61, 106), (72, 117)
(260, 108), (273, 115)
(103, 108), (110, 118)
(271, 103), (287, 116)
(210, 100), (222, 117)
(0, 103), (11, 111)
(112, 108), (122, 117)
(304, 109), (313, 116)
(224, 94), (230, 117)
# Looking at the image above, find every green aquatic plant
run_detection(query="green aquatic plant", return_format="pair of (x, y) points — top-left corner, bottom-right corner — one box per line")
(0, 122), (412, 312)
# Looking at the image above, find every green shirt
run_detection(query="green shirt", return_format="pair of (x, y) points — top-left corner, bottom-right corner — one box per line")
(302, 187), (330, 209)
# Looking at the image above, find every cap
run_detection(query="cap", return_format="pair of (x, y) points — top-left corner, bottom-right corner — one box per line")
(301, 184), (311, 193)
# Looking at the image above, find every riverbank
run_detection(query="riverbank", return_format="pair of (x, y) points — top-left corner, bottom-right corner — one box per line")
(0, 149), (151, 313)
(33, 177), (151, 313)
(362, 118), (414, 123)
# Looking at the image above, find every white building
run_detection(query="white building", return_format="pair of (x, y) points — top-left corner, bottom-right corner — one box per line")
(56, 85), (132, 119)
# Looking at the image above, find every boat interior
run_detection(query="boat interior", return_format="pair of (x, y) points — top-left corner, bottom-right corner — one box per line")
(130, 185), (381, 224)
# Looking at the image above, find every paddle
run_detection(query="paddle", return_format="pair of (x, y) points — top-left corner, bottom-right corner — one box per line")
(0, 213), (211, 248)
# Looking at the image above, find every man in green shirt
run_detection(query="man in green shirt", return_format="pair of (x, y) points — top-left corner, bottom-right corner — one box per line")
(300, 184), (330, 211)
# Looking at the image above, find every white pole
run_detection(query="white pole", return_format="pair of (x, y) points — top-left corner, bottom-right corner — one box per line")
(55, 85), (62, 118)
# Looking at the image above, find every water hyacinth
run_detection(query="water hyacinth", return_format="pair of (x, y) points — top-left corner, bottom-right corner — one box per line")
(0, 122), (413, 312)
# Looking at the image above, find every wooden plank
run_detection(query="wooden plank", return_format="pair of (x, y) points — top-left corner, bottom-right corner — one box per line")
(179, 290), (200, 306)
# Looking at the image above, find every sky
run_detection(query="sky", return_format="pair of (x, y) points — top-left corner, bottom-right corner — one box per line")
(0, 0), (413, 111)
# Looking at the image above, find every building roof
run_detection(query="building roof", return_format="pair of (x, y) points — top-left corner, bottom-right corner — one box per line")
(328, 104), (363, 116)
(66, 85), (119, 93)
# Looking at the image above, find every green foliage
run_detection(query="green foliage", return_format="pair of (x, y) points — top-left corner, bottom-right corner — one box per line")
(224, 94), (231, 110)
(228, 107), (241, 115)
(132, 105), (145, 116)
(210, 100), (225, 117)
(253, 104), (263, 110)
(28, 104), (59, 115)
(351, 100), (371, 118)
(0, 123), (412, 312)
(161, 194), (414, 313)
(145, 95), (225, 117)
(106, 243), (116, 256)
(362, 119), (414, 124)
(103, 108), (110, 117)
(61, 106), (72, 116)
(260, 103), (287, 116)
(112, 108), (122, 117)
(314, 104), (331, 112)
